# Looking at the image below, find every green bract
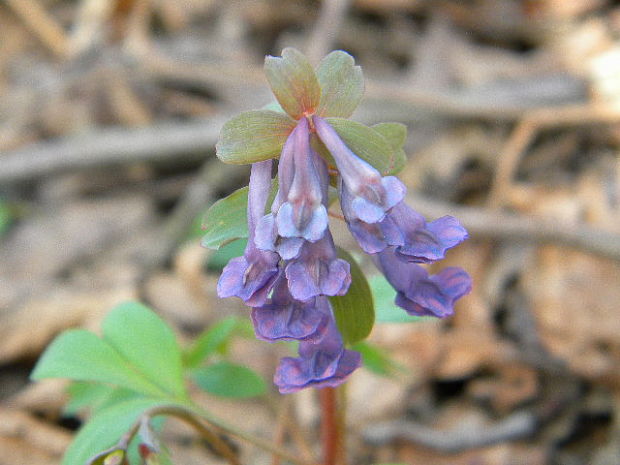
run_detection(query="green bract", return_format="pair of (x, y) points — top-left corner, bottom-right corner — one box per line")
(330, 248), (375, 345)
(216, 48), (407, 175)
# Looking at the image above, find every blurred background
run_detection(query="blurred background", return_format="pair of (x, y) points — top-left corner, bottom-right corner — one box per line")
(1, 0), (620, 464)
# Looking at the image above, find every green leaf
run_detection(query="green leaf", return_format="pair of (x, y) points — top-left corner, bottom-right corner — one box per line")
(61, 397), (164, 465)
(370, 275), (425, 323)
(351, 341), (403, 377)
(102, 302), (186, 400)
(325, 118), (395, 175)
(216, 110), (295, 164)
(0, 200), (12, 236)
(264, 47), (321, 119)
(184, 317), (240, 369)
(201, 179), (277, 250)
(65, 382), (119, 415)
(372, 122), (407, 174)
(207, 239), (247, 271)
(31, 330), (166, 397)
(193, 361), (267, 398)
(316, 50), (364, 118)
(330, 248), (375, 345)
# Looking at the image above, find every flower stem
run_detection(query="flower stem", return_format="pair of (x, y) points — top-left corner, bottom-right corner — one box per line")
(320, 387), (340, 465)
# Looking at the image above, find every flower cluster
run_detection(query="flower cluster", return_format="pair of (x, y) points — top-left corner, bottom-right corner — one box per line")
(212, 49), (471, 393)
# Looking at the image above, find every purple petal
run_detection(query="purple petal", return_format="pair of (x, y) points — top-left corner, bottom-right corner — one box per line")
(217, 250), (280, 307)
(273, 317), (362, 394)
(396, 214), (468, 263)
(276, 202), (328, 242)
(251, 294), (330, 343)
(285, 233), (351, 301)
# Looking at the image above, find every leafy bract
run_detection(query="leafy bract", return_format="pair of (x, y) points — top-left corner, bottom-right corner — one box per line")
(193, 361), (267, 398)
(102, 302), (186, 400)
(61, 397), (165, 465)
(216, 110), (295, 164)
(316, 50), (364, 118)
(372, 122), (407, 175)
(325, 117), (396, 175)
(330, 249), (375, 345)
(201, 179), (277, 250)
(264, 48), (321, 119)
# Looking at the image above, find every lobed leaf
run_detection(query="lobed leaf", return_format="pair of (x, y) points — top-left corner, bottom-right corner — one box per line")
(264, 47), (321, 119)
(192, 361), (267, 398)
(216, 110), (295, 164)
(316, 50), (364, 118)
(61, 397), (165, 465)
(102, 302), (187, 400)
(372, 122), (407, 175)
(31, 330), (166, 397)
(330, 248), (375, 345)
(325, 118), (396, 175)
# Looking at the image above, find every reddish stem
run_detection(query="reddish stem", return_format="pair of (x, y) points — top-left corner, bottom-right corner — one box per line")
(320, 387), (339, 465)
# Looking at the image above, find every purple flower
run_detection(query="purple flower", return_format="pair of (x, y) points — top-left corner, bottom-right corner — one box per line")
(375, 248), (472, 318)
(313, 115), (405, 224)
(274, 315), (361, 394)
(251, 275), (330, 342)
(256, 119), (329, 259)
(342, 184), (468, 261)
(217, 160), (280, 307)
(285, 230), (351, 301)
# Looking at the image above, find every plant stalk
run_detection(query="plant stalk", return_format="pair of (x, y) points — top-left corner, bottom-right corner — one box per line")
(320, 387), (340, 465)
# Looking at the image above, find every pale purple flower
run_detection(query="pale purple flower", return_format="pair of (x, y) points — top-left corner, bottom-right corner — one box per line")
(256, 118), (329, 259)
(375, 248), (472, 318)
(251, 275), (330, 342)
(285, 230), (351, 301)
(274, 315), (361, 394)
(341, 183), (468, 261)
(217, 160), (280, 307)
(313, 115), (405, 224)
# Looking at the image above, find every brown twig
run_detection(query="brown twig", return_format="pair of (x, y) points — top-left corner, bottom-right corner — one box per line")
(488, 104), (620, 209)
(320, 387), (340, 465)
(408, 192), (620, 262)
(0, 117), (230, 184)
(5, 0), (69, 58)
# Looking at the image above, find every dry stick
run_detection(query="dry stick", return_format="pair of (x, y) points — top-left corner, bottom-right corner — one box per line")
(306, 0), (352, 65)
(409, 192), (620, 262)
(487, 104), (620, 209)
(270, 398), (290, 465)
(5, 0), (69, 58)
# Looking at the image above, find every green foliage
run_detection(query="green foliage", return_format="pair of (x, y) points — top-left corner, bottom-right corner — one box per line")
(102, 302), (187, 399)
(62, 397), (164, 465)
(325, 117), (398, 176)
(192, 361), (267, 398)
(201, 179), (277, 250)
(316, 50), (364, 118)
(264, 47), (321, 119)
(370, 275), (425, 323)
(184, 316), (240, 369)
(0, 200), (12, 236)
(216, 110), (295, 164)
(372, 122), (407, 175)
(352, 341), (403, 377)
(330, 248), (375, 345)
(206, 239), (247, 270)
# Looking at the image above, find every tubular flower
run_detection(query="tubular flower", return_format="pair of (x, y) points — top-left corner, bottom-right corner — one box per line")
(274, 315), (361, 394)
(217, 160), (279, 307)
(209, 48), (472, 393)
(375, 248), (472, 318)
